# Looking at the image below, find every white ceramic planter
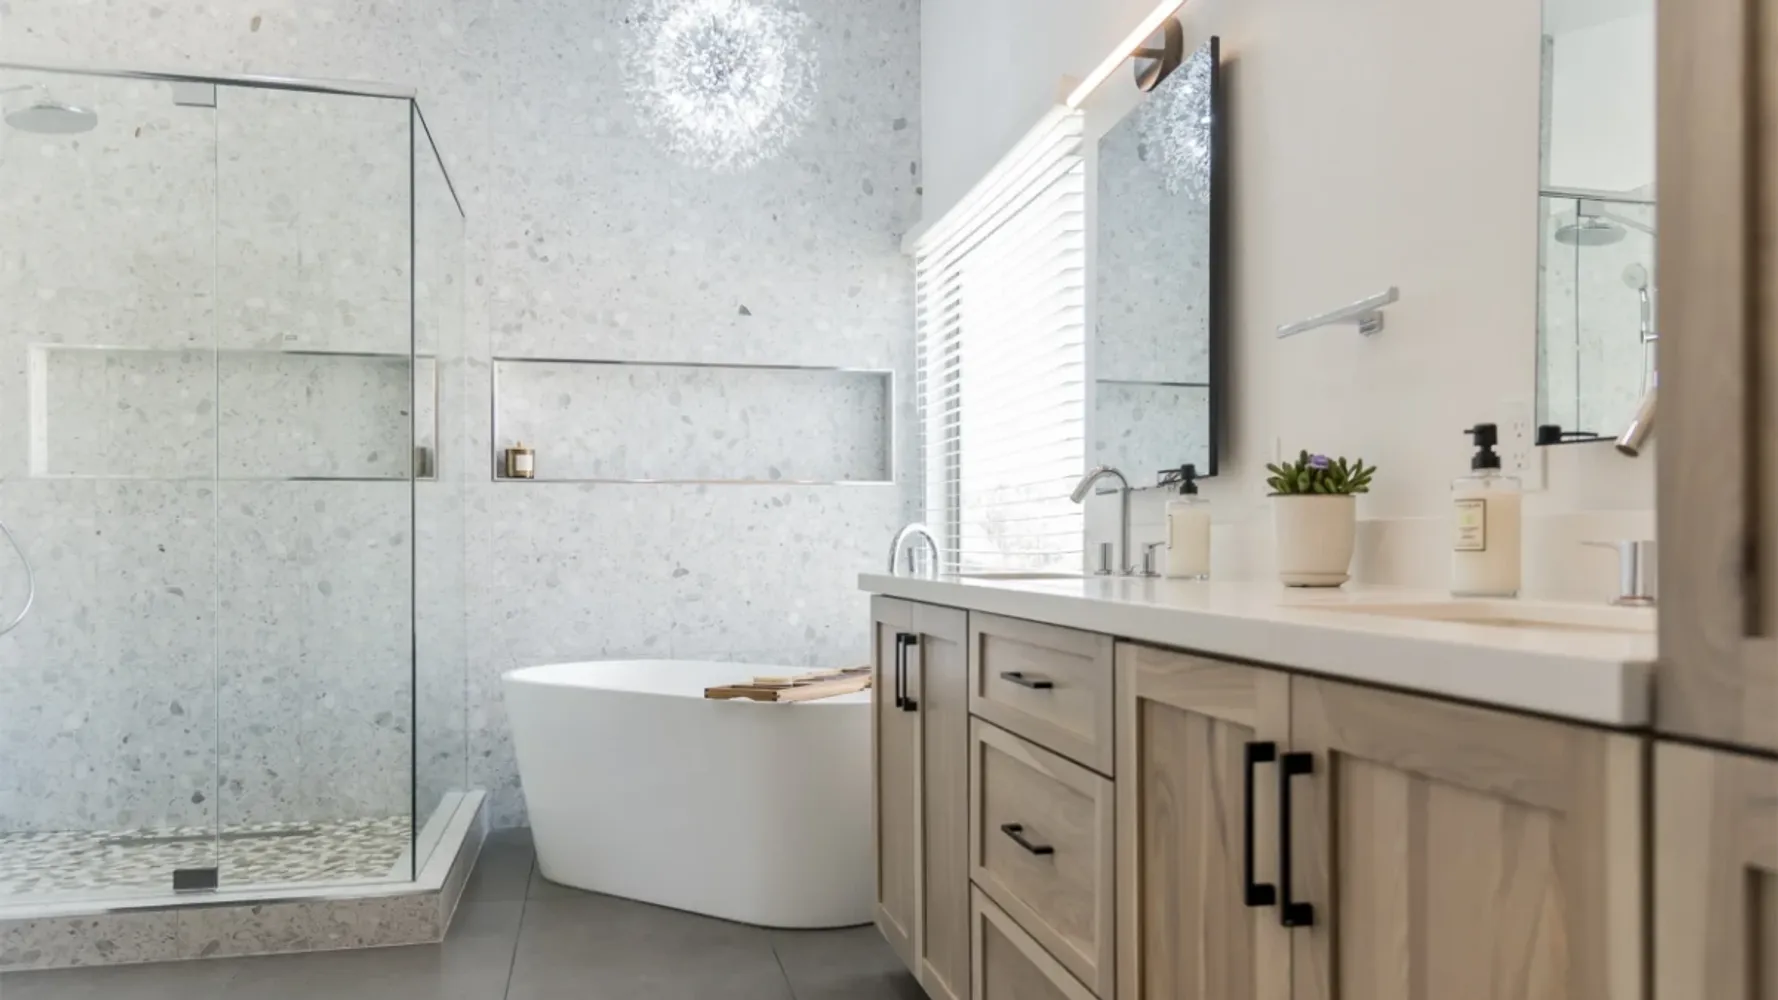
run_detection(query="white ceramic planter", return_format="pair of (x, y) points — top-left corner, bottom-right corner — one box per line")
(1272, 494), (1357, 587)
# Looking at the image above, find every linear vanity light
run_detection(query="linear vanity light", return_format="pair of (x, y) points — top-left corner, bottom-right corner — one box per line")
(1276, 286), (1401, 339)
(1064, 0), (1188, 109)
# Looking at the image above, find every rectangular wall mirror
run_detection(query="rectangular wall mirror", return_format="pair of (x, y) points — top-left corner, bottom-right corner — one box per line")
(1534, 0), (1654, 447)
(1089, 33), (1224, 483)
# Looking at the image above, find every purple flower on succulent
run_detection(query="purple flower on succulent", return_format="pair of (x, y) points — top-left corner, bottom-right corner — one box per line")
(1308, 454), (1331, 470)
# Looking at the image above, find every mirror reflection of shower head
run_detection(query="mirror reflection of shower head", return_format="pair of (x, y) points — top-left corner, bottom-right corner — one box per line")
(1555, 215), (1626, 246)
(3, 88), (97, 135)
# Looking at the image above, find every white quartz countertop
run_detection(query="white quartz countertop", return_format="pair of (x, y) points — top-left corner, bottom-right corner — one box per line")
(858, 573), (1655, 727)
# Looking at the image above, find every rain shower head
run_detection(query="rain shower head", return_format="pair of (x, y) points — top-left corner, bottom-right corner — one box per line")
(1555, 215), (1626, 247)
(5, 99), (97, 135)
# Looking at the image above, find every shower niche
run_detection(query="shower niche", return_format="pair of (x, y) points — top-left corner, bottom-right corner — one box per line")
(1534, 0), (1655, 447)
(0, 65), (473, 918)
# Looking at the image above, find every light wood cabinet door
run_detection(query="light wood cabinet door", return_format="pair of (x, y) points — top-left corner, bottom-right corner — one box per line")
(1655, 0), (1778, 751)
(1286, 677), (1645, 1000)
(972, 888), (1097, 1000)
(1655, 742), (1778, 1000)
(970, 720), (1115, 997)
(914, 602), (970, 1000)
(1114, 642), (1291, 1000)
(968, 612), (1115, 774)
(871, 595), (917, 971)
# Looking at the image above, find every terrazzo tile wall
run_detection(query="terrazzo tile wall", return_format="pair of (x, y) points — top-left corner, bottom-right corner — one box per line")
(493, 360), (892, 483)
(0, 0), (920, 829)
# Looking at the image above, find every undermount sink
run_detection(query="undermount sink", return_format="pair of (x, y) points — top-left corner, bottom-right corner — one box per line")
(956, 571), (1082, 581)
(1312, 599), (1655, 635)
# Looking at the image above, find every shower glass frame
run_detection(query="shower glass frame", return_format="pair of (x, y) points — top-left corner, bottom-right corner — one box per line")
(0, 61), (468, 911)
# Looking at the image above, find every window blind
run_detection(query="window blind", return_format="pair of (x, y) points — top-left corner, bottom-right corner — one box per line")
(912, 109), (1087, 574)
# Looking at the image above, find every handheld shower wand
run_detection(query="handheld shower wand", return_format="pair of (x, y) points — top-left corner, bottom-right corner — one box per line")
(1617, 264), (1658, 457)
(1624, 264), (1655, 344)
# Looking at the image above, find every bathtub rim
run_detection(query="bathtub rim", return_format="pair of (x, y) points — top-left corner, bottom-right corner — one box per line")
(502, 659), (872, 706)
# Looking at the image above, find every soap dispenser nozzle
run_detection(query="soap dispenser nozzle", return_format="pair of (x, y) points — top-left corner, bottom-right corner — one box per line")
(1159, 463), (1201, 495)
(1464, 424), (1502, 471)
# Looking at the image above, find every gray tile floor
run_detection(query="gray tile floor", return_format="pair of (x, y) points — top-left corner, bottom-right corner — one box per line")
(0, 829), (926, 1000)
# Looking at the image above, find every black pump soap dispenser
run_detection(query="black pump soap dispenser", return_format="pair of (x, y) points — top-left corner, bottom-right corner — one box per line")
(1451, 423), (1522, 597)
(1162, 464), (1211, 580)
(1466, 423), (1501, 470)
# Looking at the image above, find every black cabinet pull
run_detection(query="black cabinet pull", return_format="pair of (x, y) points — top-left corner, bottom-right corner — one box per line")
(899, 633), (919, 712)
(891, 633), (907, 709)
(1243, 741), (1277, 908)
(999, 671), (1054, 690)
(999, 823), (1054, 856)
(1279, 751), (1315, 928)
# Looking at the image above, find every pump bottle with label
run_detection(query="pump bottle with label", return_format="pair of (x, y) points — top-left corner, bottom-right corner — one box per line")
(1451, 423), (1522, 597)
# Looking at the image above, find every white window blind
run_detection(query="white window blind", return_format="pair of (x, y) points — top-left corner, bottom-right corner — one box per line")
(912, 109), (1087, 574)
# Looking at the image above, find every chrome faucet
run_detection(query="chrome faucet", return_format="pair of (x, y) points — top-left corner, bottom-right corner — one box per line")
(1583, 540), (1657, 607)
(1071, 465), (1133, 576)
(887, 523), (941, 578)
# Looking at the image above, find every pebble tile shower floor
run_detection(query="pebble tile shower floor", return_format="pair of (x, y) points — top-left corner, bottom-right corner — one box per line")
(0, 829), (923, 1000)
(0, 817), (410, 896)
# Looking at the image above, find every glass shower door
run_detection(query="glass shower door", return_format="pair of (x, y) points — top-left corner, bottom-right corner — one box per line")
(0, 70), (222, 903)
(211, 84), (417, 890)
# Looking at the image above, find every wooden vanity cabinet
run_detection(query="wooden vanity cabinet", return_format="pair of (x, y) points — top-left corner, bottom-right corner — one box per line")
(871, 596), (971, 1000)
(873, 597), (918, 969)
(1115, 643), (1291, 1000)
(883, 615), (1649, 1000)
(1116, 641), (1645, 1000)
(1287, 677), (1645, 1000)
(1655, 0), (1778, 755)
(1654, 741), (1778, 1000)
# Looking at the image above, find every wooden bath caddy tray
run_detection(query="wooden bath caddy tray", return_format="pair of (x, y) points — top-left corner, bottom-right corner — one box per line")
(704, 666), (872, 703)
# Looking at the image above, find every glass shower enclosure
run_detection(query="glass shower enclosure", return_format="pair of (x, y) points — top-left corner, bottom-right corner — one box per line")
(0, 64), (469, 908)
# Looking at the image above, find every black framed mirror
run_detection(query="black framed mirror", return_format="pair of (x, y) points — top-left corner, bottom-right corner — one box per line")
(1091, 32), (1225, 482)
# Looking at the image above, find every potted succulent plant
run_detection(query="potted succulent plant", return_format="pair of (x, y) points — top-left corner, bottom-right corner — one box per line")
(1265, 451), (1377, 587)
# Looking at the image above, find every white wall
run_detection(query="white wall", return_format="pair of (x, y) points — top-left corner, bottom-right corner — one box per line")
(926, 0), (1656, 599)
(921, 0), (1160, 217)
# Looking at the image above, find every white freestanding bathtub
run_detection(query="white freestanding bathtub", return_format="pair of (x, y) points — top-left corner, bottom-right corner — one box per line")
(503, 660), (872, 928)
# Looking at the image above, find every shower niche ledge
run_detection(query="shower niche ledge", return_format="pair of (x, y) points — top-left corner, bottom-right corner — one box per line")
(490, 356), (894, 485)
(25, 343), (438, 481)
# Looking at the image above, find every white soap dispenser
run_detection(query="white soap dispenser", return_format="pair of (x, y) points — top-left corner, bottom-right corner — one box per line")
(1163, 464), (1212, 580)
(1451, 424), (1522, 597)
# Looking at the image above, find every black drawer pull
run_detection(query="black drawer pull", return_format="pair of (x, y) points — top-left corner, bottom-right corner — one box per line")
(1279, 751), (1315, 928)
(1243, 741), (1277, 908)
(999, 671), (1054, 690)
(999, 823), (1055, 856)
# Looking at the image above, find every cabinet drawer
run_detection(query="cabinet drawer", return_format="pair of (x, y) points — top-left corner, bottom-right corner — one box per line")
(968, 612), (1115, 774)
(972, 887), (1097, 1000)
(970, 720), (1115, 999)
